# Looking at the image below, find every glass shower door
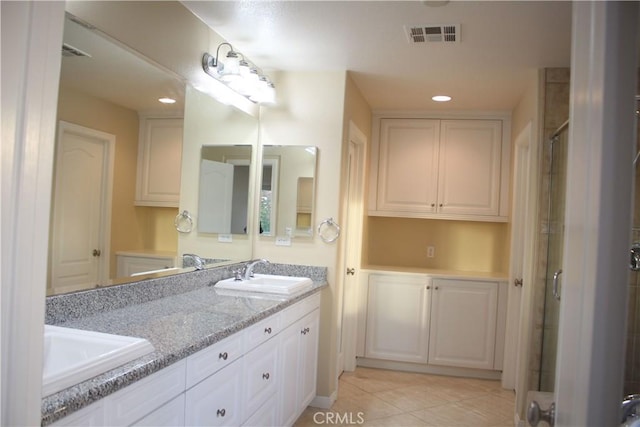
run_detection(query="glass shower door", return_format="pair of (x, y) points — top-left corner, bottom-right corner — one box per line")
(539, 128), (568, 392)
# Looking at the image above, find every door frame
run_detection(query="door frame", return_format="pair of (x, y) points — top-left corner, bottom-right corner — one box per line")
(51, 121), (114, 293)
(337, 121), (367, 374)
(555, 2), (639, 425)
(1, 2), (65, 424)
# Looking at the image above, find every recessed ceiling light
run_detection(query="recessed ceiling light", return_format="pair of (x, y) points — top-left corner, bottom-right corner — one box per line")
(432, 95), (452, 102)
(158, 97), (176, 104)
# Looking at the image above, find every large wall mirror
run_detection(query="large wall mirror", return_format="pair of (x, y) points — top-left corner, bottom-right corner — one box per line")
(260, 146), (317, 238)
(48, 11), (257, 295)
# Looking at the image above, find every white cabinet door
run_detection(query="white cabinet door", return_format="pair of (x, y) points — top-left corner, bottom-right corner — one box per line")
(135, 117), (183, 207)
(243, 336), (279, 420)
(279, 319), (302, 426)
(299, 309), (320, 410)
(438, 120), (502, 216)
(185, 358), (243, 427)
(428, 279), (498, 370)
(376, 119), (440, 213)
(365, 274), (430, 363)
(133, 394), (185, 426)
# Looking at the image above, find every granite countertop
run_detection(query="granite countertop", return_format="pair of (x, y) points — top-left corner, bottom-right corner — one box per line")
(41, 263), (327, 426)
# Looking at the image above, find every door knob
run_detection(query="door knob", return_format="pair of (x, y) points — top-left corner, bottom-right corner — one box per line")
(527, 401), (555, 426)
(92, 249), (101, 257)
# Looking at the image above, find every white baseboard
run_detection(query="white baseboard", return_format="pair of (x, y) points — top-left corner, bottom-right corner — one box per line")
(309, 390), (337, 409)
(356, 357), (502, 381)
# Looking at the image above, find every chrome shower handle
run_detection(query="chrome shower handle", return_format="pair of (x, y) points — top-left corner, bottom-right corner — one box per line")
(552, 269), (562, 301)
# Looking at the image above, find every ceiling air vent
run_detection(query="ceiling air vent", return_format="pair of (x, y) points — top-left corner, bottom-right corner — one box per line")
(405, 24), (460, 44)
(62, 43), (92, 58)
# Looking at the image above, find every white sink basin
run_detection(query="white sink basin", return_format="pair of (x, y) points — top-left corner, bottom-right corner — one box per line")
(43, 325), (154, 396)
(215, 274), (313, 295)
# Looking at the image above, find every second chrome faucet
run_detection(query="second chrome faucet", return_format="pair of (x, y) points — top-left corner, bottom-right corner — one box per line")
(236, 259), (270, 281)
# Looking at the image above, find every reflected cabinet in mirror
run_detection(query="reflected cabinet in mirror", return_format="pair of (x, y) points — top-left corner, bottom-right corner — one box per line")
(260, 146), (317, 238)
(198, 145), (252, 234)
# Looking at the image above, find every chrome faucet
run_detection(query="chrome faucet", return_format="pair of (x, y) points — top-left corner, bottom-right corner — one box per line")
(243, 259), (269, 280)
(622, 394), (640, 423)
(183, 253), (205, 270)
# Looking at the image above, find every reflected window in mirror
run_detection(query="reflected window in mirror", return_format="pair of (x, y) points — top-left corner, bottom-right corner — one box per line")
(260, 146), (317, 238)
(198, 145), (253, 234)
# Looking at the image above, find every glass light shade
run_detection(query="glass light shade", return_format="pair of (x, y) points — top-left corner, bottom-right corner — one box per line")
(218, 51), (241, 82)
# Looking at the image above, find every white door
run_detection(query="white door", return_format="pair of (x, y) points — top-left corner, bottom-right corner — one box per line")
(535, 2), (639, 426)
(50, 121), (114, 292)
(337, 122), (366, 374)
(198, 159), (233, 233)
(504, 122), (535, 390)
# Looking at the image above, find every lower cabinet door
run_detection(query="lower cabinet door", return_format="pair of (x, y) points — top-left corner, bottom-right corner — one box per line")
(243, 337), (279, 420)
(299, 309), (320, 409)
(428, 279), (498, 370)
(185, 359), (243, 426)
(365, 274), (430, 363)
(133, 394), (185, 426)
(242, 394), (278, 427)
(279, 321), (301, 426)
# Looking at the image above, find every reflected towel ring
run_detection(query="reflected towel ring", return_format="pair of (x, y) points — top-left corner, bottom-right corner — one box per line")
(174, 210), (193, 233)
(317, 217), (340, 243)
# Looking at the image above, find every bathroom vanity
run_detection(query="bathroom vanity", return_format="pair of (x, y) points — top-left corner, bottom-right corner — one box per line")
(42, 263), (327, 426)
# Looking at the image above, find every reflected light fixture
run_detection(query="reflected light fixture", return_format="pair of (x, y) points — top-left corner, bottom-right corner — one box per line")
(432, 95), (452, 102)
(158, 97), (176, 104)
(202, 43), (276, 105)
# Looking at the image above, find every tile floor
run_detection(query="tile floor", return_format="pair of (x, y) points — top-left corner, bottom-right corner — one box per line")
(294, 367), (515, 427)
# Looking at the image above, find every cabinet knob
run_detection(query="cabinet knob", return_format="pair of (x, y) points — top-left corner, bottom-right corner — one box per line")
(264, 327), (272, 334)
(216, 408), (226, 417)
(262, 372), (270, 380)
(92, 249), (101, 257)
(426, 285), (431, 290)
(346, 268), (355, 275)
(435, 286), (439, 290)
(218, 352), (228, 360)
(431, 203), (435, 208)
(439, 204), (443, 207)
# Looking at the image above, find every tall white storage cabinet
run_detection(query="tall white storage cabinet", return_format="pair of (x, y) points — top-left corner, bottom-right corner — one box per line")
(369, 116), (509, 222)
(135, 117), (183, 207)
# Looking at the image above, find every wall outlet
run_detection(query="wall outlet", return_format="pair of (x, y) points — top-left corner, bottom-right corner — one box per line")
(275, 236), (292, 246)
(218, 234), (233, 243)
(427, 246), (435, 258)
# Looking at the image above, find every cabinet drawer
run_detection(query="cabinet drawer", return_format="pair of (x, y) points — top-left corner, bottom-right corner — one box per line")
(281, 292), (321, 326)
(243, 313), (281, 352)
(242, 393), (278, 427)
(186, 332), (243, 388)
(185, 359), (243, 427)
(51, 400), (104, 426)
(243, 337), (279, 420)
(104, 360), (186, 426)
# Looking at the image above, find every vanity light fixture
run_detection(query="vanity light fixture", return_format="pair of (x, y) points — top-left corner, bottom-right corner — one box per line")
(432, 95), (452, 102)
(202, 43), (276, 105)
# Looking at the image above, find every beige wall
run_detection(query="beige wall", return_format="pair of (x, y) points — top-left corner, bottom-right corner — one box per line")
(367, 217), (509, 273)
(56, 85), (178, 278)
(258, 70), (347, 400)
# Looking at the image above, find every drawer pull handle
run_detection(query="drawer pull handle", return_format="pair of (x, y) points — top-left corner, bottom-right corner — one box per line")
(219, 352), (228, 360)
(216, 408), (226, 417)
(262, 372), (270, 380)
(264, 327), (272, 334)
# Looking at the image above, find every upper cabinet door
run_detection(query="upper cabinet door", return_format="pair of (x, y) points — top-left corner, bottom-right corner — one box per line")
(438, 120), (502, 216)
(376, 119), (440, 213)
(135, 117), (183, 207)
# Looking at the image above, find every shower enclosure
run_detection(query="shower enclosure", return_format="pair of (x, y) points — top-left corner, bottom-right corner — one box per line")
(538, 121), (569, 392)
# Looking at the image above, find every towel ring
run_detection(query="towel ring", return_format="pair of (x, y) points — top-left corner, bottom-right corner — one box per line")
(174, 210), (193, 233)
(317, 217), (340, 243)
